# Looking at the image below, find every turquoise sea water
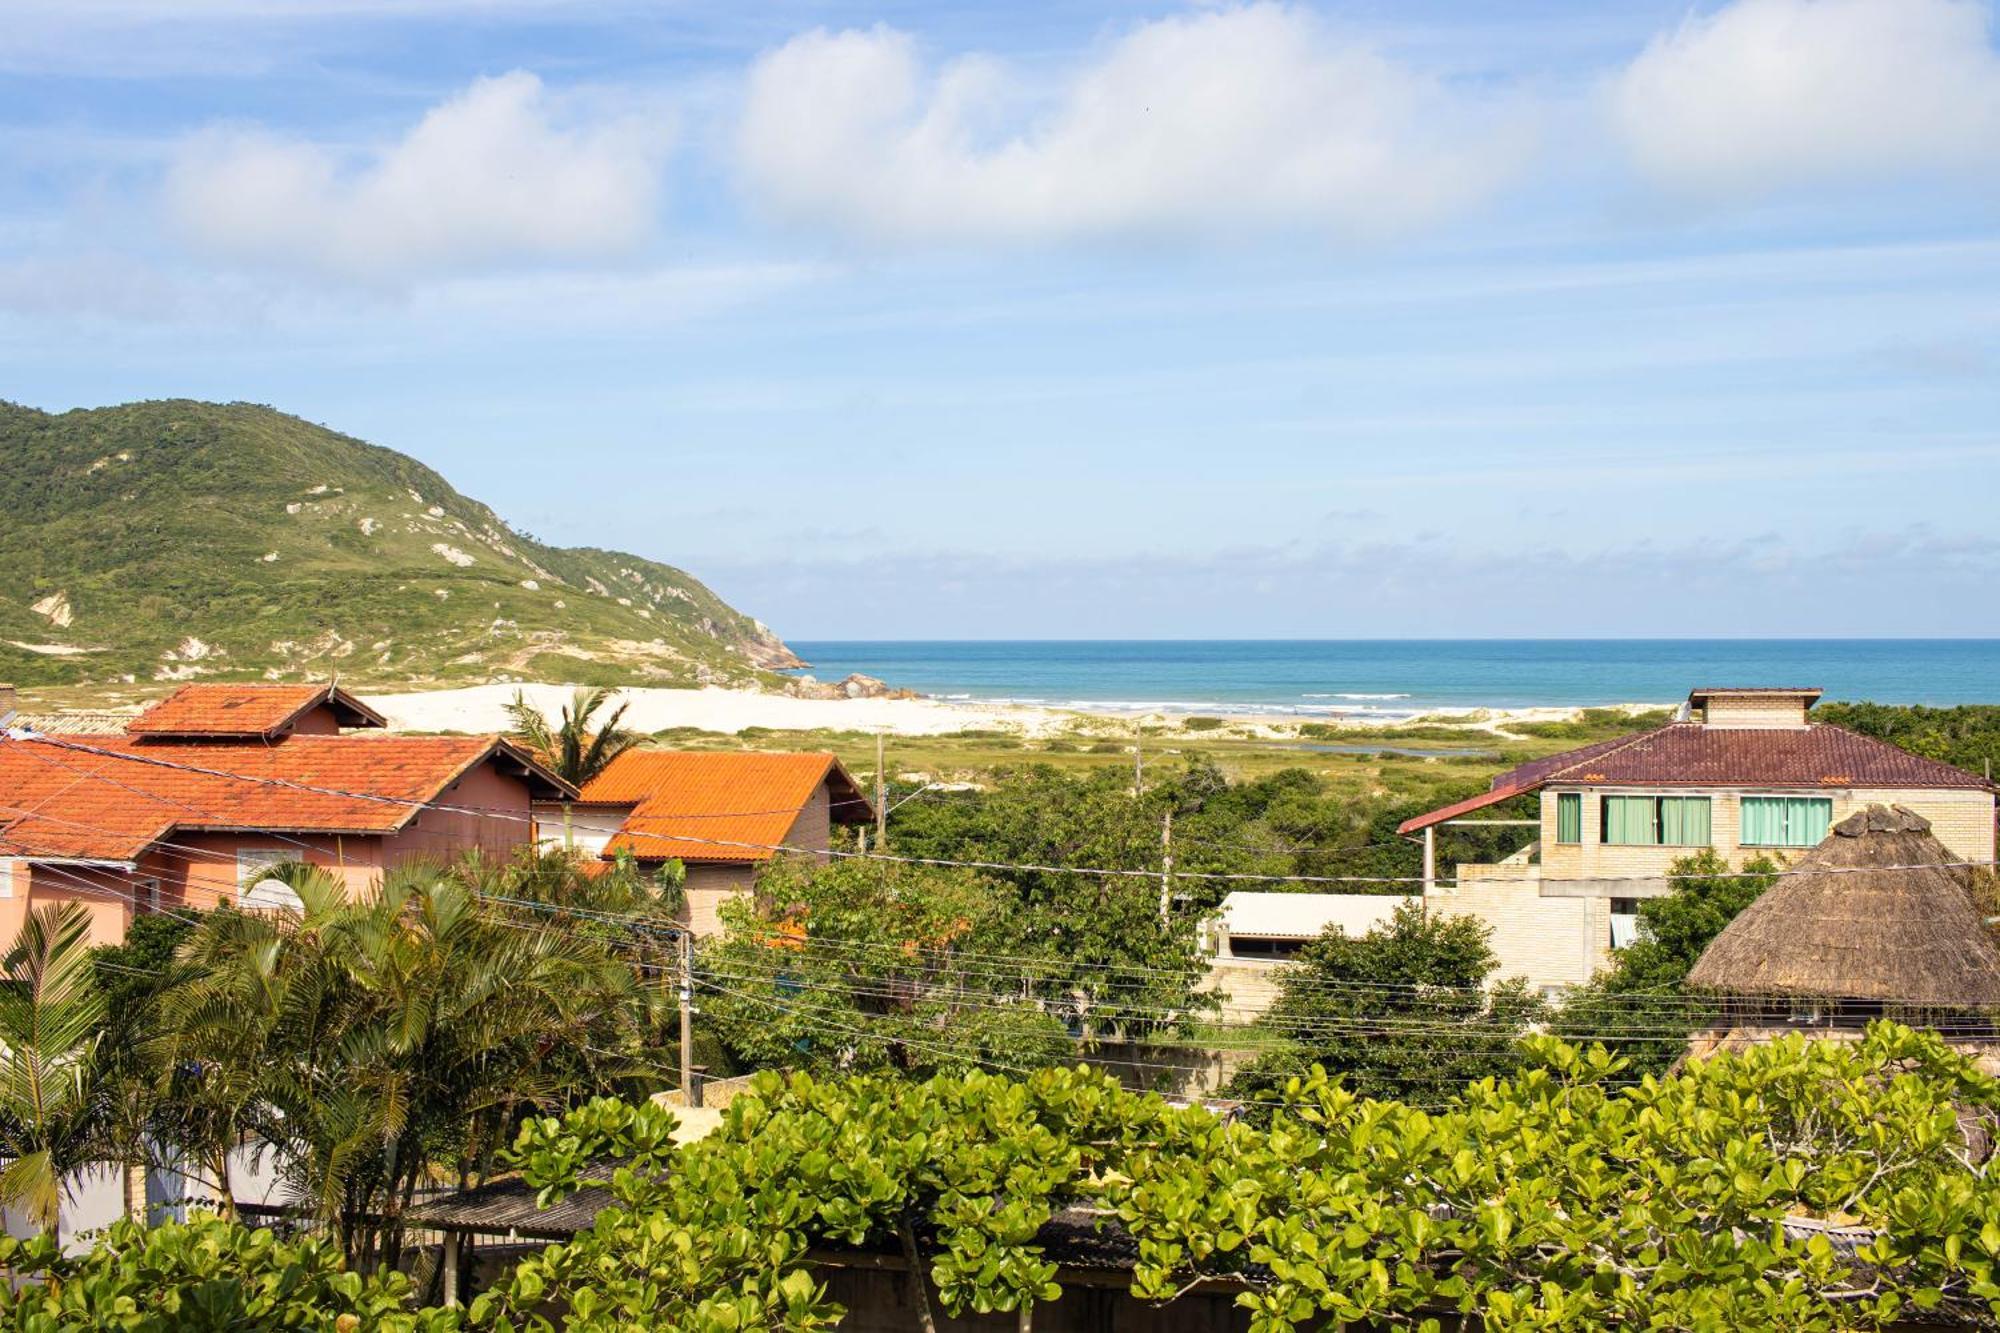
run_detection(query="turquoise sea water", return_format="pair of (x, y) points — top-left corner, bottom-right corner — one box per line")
(785, 640), (2000, 719)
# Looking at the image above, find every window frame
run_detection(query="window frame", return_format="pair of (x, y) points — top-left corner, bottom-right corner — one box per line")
(1599, 793), (1712, 847)
(1555, 792), (1583, 844)
(1738, 795), (1835, 848)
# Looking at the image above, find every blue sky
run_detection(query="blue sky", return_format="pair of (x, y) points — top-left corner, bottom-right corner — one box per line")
(4, 0), (1999, 639)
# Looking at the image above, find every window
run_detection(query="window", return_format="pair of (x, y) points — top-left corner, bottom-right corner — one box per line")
(1227, 936), (1306, 961)
(135, 877), (161, 913)
(0, 857), (13, 899)
(1555, 793), (1582, 844)
(1601, 795), (1711, 846)
(1740, 796), (1833, 847)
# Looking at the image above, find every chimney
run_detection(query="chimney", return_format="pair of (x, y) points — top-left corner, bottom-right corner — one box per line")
(1686, 686), (1821, 730)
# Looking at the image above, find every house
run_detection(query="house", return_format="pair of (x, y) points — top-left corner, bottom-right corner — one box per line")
(1397, 686), (1999, 994)
(0, 682), (573, 947)
(535, 750), (873, 936)
(1204, 891), (1413, 1016)
(1683, 804), (2000, 1069)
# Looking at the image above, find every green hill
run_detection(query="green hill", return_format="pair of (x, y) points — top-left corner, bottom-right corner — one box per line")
(0, 399), (803, 690)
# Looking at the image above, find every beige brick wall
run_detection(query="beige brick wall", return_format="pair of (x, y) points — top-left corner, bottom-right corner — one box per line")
(1449, 783), (1995, 993)
(1426, 882), (1610, 991)
(1536, 785), (1994, 883)
(1702, 696), (1812, 728)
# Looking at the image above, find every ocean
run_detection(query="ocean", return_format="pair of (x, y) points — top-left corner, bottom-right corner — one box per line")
(785, 640), (2000, 720)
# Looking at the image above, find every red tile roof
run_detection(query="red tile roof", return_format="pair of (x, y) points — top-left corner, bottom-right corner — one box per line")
(1396, 785), (1535, 835)
(128, 683), (386, 738)
(578, 750), (871, 863)
(0, 732), (566, 862)
(1398, 721), (1993, 835)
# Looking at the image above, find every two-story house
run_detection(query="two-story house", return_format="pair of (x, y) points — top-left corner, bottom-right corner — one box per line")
(533, 749), (873, 937)
(1397, 687), (1998, 994)
(0, 682), (572, 947)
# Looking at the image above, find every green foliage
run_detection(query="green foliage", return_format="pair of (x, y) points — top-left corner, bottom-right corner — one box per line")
(0, 398), (789, 688)
(1816, 700), (2000, 778)
(156, 862), (652, 1266)
(1227, 902), (1544, 1109)
(876, 764), (1217, 1030)
(1509, 707), (1676, 741)
(27, 1026), (2000, 1331)
(0, 1213), (459, 1331)
(475, 1064), (1182, 1332)
(0, 904), (110, 1234)
(504, 686), (643, 788)
(1123, 1023), (2000, 1331)
(699, 856), (1075, 1077)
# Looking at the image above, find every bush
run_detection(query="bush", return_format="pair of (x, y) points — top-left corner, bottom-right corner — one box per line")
(0, 1215), (458, 1330)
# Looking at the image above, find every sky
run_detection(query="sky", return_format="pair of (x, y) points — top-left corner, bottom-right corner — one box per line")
(4, 0), (2000, 639)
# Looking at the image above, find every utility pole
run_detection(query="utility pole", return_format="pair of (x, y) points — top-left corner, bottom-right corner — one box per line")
(677, 929), (697, 1108)
(1158, 807), (1174, 924)
(875, 731), (888, 853)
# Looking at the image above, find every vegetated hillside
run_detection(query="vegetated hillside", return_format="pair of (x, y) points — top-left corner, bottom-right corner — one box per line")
(0, 399), (803, 690)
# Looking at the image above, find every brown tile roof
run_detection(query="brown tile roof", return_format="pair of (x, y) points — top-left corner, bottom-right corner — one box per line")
(0, 732), (567, 862)
(579, 750), (872, 864)
(1398, 721), (1993, 836)
(1493, 722), (1993, 793)
(128, 683), (386, 739)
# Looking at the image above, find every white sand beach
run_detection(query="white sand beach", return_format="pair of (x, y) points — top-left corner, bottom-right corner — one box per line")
(358, 682), (1661, 740)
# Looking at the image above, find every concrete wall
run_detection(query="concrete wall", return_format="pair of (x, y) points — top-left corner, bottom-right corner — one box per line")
(1427, 882), (1613, 993)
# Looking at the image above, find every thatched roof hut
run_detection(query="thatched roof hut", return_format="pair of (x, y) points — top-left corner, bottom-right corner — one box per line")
(1686, 804), (2000, 1009)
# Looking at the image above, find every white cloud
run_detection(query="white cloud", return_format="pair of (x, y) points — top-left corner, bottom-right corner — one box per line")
(1612, 0), (2000, 197)
(163, 71), (671, 280)
(734, 5), (1533, 245)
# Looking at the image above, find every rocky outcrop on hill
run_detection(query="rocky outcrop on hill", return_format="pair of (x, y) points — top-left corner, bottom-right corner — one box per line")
(784, 672), (921, 701)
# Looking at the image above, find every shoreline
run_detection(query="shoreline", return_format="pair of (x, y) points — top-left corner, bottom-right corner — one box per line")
(358, 682), (1673, 741)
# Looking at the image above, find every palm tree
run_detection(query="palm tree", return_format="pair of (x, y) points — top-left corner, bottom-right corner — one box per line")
(506, 686), (645, 848)
(159, 860), (651, 1267)
(0, 903), (109, 1238)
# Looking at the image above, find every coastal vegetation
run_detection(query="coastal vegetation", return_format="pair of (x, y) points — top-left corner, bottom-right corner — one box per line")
(0, 399), (798, 690)
(11, 1027), (2000, 1330)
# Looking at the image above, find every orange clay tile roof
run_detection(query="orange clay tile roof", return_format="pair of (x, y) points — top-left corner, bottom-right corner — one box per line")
(0, 732), (569, 862)
(579, 750), (872, 864)
(128, 683), (386, 738)
(1398, 722), (1994, 835)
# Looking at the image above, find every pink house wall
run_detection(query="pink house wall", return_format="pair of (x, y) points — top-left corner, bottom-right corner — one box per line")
(0, 756), (541, 950)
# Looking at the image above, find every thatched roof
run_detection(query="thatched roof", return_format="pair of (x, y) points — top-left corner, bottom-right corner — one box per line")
(1686, 805), (2000, 1008)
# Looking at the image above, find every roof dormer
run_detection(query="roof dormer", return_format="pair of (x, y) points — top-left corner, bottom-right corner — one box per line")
(1687, 686), (1822, 730)
(127, 682), (387, 741)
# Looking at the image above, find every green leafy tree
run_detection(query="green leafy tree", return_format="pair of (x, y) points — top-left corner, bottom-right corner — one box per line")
(1552, 848), (1780, 1075)
(0, 1213), (461, 1331)
(700, 856), (1073, 1078)
(90, 909), (201, 1221)
(158, 862), (651, 1268)
(1226, 901), (1543, 1109)
(506, 685), (645, 849)
(0, 903), (110, 1237)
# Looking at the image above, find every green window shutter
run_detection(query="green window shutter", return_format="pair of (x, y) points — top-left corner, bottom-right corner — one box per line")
(1742, 796), (1833, 846)
(1602, 796), (1659, 845)
(1660, 796), (1711, 846)
(1556, 793), (1582, 844)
